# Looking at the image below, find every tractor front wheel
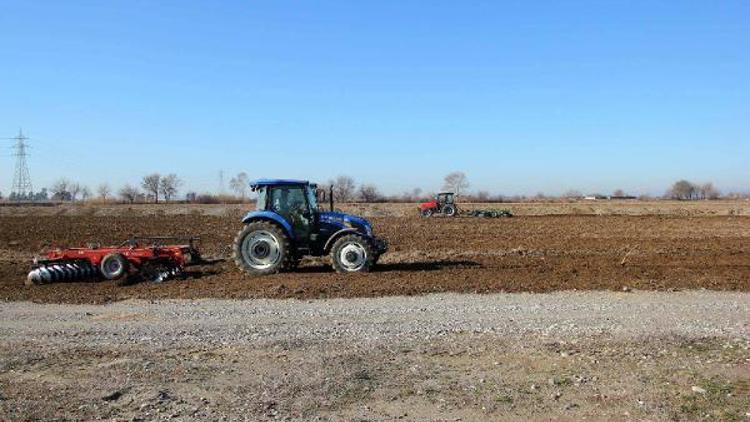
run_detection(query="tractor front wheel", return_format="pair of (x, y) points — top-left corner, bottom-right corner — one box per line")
(330, 234), (375, 273)
(233, 221), (292, 276)
(421, 208), (434, 218)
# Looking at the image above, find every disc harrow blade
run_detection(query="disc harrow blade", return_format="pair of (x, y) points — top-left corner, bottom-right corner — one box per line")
(27, 261), (102, 285)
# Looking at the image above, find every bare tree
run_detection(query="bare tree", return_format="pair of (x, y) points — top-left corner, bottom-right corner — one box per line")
(329, 175), (356, 202)
(119, 185), (140, 204)
(699, 182), (721, 200)
(726, 191), (750, 200)
(141, 173), (161, 203)
(669, 180), (697, 200)
(399, 187), (423, 202)
(358, 184), (381, 202)
(229, 172), (250, 199)
(50, 179), (72, 201)
(476, 191), (490, 202)
(159, 174), (182, 202)
(70, 183), (82, 202)
(80, 186), (91, 202)
(564, 190), (582, 199)
(97, 184), (111, 201)
(443, 172), (469, 197)
(613, 189), (625, 197)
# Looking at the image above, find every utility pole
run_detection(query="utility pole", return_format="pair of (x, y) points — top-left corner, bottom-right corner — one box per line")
(218, 170), (225, 194)
(11, 129), (33, 199)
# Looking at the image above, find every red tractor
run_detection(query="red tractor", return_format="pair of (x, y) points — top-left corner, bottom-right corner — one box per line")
(419, 192), (458, 217)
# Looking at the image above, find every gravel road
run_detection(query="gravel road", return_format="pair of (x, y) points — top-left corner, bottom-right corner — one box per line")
(2, 291), (749, 421)
(2, 291), (749, 345)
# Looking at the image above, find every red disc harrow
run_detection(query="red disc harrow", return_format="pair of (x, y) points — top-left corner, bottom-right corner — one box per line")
(27, 237), (204, 286)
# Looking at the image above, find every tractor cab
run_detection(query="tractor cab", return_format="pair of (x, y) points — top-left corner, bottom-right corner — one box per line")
(436, 192), (455, 205)
(235, 179), (387, 275)
(253, 180), (318, 240)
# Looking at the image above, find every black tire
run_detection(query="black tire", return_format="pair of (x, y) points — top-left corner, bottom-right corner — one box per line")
(421, 208), (434, 218)
(330, 234), (375, 273)
(443, 205), (457, 217)
(233, 221), (292, 276)
(100, 253), (129, 283)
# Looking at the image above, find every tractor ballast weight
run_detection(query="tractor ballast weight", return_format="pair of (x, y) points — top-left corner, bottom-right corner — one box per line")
(233, 179), (388, 275)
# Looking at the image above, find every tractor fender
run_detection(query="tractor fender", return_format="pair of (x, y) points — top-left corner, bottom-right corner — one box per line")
(323, 228), (362, 253)
(241, 211), (295, 240)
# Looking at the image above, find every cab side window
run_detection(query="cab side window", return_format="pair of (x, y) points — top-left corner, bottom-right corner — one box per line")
(269, 187), (307, 215)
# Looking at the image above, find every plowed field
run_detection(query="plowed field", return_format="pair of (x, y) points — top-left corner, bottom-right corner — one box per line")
(1, 210), (748, 304)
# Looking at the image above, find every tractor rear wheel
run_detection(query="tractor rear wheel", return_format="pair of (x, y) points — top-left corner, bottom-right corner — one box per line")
(233, 221), (292, 276)
(443, 205), (457, 217)
(330, 234), (375, 273)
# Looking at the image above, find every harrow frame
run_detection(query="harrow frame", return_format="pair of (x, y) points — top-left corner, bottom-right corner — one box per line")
(27, 236), (203, 286)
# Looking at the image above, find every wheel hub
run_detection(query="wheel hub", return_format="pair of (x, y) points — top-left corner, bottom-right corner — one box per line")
(242, 231), (281, 270)
(339, 243), (366, 271)
(253, 243), (270, 259)
(106, 260), (121, 273)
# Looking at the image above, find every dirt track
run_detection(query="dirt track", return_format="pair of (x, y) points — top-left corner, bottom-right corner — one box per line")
(1, 207), (748, 303)
(2, 292), (749, 420)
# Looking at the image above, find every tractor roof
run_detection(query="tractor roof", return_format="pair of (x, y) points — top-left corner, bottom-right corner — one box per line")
(250, 179), (311, 189)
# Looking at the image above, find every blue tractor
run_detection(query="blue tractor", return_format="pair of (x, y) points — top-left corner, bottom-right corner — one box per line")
(233, 179), (388, 275)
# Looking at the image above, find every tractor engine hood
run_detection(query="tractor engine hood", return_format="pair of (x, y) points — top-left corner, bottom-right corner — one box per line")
(420, 201), (438, 209)
(319, 211), (373, 236)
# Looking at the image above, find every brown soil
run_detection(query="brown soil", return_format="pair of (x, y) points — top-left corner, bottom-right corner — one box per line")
(1, 212), (749, 304)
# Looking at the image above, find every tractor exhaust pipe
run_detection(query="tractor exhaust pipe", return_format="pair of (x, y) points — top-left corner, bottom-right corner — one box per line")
(330, 185), (334, 212)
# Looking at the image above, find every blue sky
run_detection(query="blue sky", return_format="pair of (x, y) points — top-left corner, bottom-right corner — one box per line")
(0, 0), (748, 196)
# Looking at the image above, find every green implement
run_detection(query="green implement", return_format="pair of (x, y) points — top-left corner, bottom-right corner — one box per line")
(464, 208), (513, 218)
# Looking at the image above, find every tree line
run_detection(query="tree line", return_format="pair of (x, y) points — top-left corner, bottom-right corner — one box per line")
(20, 173), (186, 204)
(0, 172), (745, 204)
(666, 180), (721, 200)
